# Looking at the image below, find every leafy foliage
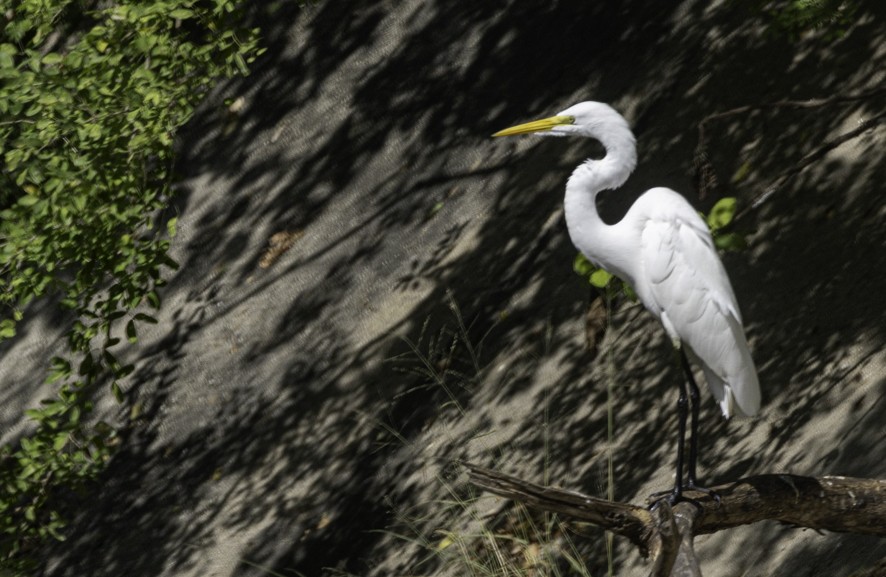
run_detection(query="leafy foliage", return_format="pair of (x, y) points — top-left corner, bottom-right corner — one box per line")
(706, 196), (747, 252)
(573, 253), (636, 302)
(0, 0), (260, 568)
(747, 0), (859, 40)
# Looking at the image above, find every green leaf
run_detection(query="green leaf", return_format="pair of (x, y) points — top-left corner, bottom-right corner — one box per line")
(79, 354), (95, 377)
(714, 232), (748, 252)
(0, 319), (15, 339)
(622, 283), (638, 301)
(51, 357), (72, 372)
(134, 312), (158, 324)
(46, 369), (69, 385)
(573, 253), (594, 277)
(589, 269), (613, 288)
(111, 381), (124, 403)
(38, 400), (66, 417)
(108, 310), (127, 321)
(234, 53), (249, 75)
(731, 160), (752, 184)
(162, 253), (180, 270)
(103, 350), (121, 372)
(146, 290), (161, 309)
(166, 216), (178, 238)
(42, 52), (63, 66)
(126, 319), (138, 343)
(53, 433), (69, 451)
(17, 194), (40, 207)
(169, 8), (195, 19)
(707, 197), (738, 232)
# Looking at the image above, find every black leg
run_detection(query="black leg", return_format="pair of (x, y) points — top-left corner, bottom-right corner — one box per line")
(671, 354), (690, 501)
(649, 347), (690, 507)
(650, 346), (720, 509)
(679, 349), (702, 486)
(679, 348), (721, 506)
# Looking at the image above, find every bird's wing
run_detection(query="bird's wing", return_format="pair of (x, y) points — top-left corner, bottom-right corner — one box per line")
(637, 188), (760, 417)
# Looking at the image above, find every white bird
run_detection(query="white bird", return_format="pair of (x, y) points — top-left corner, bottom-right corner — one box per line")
(493, 101), (760, 503)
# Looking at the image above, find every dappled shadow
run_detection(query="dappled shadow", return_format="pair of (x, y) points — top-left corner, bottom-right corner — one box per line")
(28, 0), (886, 576)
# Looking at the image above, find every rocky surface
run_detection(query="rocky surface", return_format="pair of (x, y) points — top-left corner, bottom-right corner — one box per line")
(2, 1), (883, 576)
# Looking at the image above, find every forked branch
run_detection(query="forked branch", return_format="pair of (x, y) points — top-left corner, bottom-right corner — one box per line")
(463, 463), (886, 577)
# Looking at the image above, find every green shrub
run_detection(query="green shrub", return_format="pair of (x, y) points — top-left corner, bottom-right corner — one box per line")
(0, 0), (260, 568)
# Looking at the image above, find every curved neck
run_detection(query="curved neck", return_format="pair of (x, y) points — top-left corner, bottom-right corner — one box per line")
(563, 127), (637, 281)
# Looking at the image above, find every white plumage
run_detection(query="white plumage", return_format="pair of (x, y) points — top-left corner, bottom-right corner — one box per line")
(494, 101), (761, 500)
(496, 101), (760, 418)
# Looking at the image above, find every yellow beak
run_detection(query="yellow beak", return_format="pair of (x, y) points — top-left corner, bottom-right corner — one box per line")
(492, 115), (574, 137)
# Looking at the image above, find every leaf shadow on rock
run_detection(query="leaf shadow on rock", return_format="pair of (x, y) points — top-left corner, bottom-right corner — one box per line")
(36, 1), (886, 576)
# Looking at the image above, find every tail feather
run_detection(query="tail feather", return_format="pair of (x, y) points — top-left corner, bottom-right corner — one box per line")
(687, 314), (760, 418)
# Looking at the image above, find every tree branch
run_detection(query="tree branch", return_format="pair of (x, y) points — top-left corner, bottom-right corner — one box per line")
(740, 111), (886, 217)
(692, 87), (886, 208)
(464, 463), (886, 576)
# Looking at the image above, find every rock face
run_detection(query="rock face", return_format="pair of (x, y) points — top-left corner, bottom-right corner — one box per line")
(4, 1), (883, 576)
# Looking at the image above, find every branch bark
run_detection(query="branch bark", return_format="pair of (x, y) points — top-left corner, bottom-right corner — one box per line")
(463, 463), (886, 576)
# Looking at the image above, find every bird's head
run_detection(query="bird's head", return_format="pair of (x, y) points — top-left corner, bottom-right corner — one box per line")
(493, 100), (638, 186)
(493, 101), (631, 141)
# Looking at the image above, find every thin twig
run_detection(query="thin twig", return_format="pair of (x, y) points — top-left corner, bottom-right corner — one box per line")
(741, 110), (886, 218)
(694, 86), (886, 205)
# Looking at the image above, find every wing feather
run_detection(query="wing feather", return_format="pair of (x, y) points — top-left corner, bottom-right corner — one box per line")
(635, 188), (760, 417)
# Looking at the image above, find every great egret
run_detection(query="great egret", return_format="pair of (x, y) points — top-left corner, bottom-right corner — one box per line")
(493, 102), (760, 503)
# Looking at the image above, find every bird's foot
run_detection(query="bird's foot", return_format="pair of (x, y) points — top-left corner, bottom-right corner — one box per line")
(647, 487), (684, 509)
(647, 483), (720, 510)
(684, 480), (721, 507)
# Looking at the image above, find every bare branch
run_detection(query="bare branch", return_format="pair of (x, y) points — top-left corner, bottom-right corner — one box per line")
(691, 474), (886, 536)
(465, 462), (655, 551)
(741, 111), (886, 217)
(464, 463), (886, 576)
(692, 87), (886, 205)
